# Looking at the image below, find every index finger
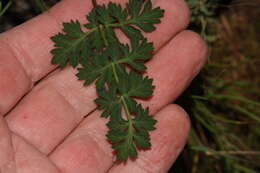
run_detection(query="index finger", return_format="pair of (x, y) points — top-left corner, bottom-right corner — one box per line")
(0, 0), (189, 115)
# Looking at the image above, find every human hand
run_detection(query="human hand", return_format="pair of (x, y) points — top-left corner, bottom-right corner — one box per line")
(0, 0), (207, 172)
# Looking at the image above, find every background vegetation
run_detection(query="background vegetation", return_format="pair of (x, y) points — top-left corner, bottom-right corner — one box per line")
(0, 0), (259, 172)
(173, 0), (260, 172)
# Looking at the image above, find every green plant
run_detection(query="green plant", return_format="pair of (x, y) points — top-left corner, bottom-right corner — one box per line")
(171, 0), (260, 172)
(50, 0), (164, 161)
(34, 0), (48, 12)
(0, 1), (12, 17)
(186, 0), (218, 42)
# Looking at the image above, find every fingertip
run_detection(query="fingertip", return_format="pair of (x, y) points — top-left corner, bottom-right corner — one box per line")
(176, 30), (208, 73)
(147, 104), (191, 171)
(153, 104), (191, 160)
(156, 104), (191, 135)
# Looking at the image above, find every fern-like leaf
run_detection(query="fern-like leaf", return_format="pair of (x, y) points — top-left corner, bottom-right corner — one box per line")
(50, 0), (164, 161)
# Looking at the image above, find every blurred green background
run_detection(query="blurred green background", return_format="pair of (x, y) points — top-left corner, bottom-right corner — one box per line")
(1, 0), (259, 172)
(173, 0), (260, 172)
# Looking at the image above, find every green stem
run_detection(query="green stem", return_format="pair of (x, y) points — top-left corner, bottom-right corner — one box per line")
(208, 94), (260, 107)
(112, 60), (134, 147)
(99, 24), (109, 47)
(35, 0), (48, 12)
(121, 97), (132, 124)
(111, 58), (133, 126)
(0, 1), (12, 17)
(92, 0), (97, 7)
(121, 96), (134, 144)
(71, 20), (134, 55)
(111, 62), (133, 127)
(111, 63), (119, 83)
(106, 19), (136, 28)
(58, 29), (96, 61)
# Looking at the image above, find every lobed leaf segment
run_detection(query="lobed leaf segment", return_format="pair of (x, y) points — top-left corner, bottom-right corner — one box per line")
(51, 0), (164, 161)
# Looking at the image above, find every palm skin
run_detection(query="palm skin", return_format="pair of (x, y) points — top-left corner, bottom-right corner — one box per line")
(0, 0), (207, 172)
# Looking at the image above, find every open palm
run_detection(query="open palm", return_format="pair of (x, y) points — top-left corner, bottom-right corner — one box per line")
(0, 0), (207, 172)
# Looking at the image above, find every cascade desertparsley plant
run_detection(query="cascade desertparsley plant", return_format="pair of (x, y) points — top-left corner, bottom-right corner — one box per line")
(50, 0), (164, 161)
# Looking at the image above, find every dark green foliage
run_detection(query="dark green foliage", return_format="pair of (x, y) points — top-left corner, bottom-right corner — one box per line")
(35, 0), (49, 12)
(51, 20), (87, 68)
(186, 0), (218, 42)
(76, 40), (153, 85)
(118, 71), (154, 98)
(0, 1), (12, 17)
(170, 1), (260, 172)
(126, 0), (163, 32)
(50, 0), (164, 161)
(106, 104), (157, 161)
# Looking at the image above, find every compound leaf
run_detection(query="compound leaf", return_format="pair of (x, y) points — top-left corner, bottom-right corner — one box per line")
(51, 20), (87, 68)
(126, 0), (164, 32)
(50, 0), (163, 161)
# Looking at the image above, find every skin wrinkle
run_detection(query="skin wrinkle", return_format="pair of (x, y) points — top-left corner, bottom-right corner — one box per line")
(0, 34), (33, 82)
(11, 134), (62, 173)
(50, 135), (111, 173)
(156, 107), (190, 173)
(0, 116), (16, 173)
(0, 11), (62, 115)
(0, 14), (57, 83)
(1, 33), (36, 83)
(133, 136), (173, 172)
(41, 67), (97, 116)
(73, 116), (113, 157)
(0, 41), (31, 115)
(26, 12), (60, 81)
(6, 85), (82, 154)
(45, 83), (86, 118)
(48, 111), (114, 172)
(135, 157), (163, 173)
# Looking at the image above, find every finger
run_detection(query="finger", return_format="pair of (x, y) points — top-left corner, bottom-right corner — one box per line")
(0, 0), (189, 115)
(143, 30), (208, 113)
(48, 31), (207, 172)
(49, 104), (190, 173)
(5, 1), (191, 154)
(108, 104), (190, 173)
